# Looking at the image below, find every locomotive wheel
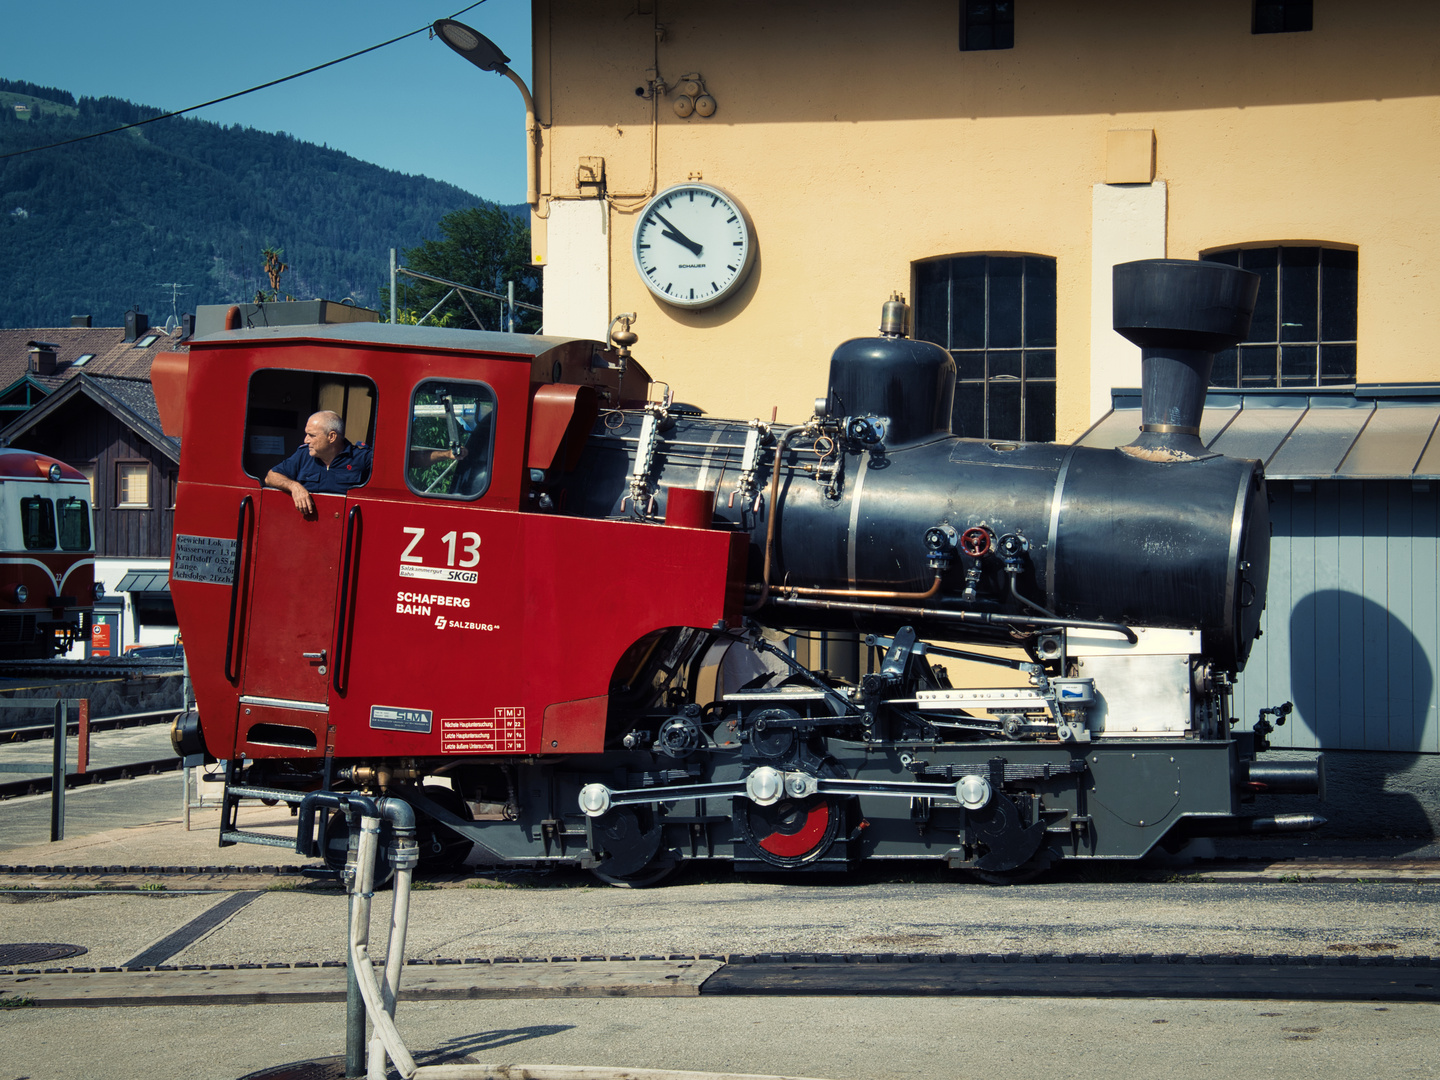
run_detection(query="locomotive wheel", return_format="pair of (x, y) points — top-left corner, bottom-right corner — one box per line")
(734, 793), (842, 868)
(589, 806), (665, 883)
(414, 785), (475, 874)
(591, 851), (683, 888)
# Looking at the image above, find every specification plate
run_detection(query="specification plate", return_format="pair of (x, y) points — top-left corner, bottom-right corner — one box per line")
(370, 706), (433, 734)
(172, 535), (237, 585)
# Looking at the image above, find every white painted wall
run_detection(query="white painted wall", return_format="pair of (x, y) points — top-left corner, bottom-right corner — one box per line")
(541, 197), (611, 341)
(1089, 182), (1167, 423)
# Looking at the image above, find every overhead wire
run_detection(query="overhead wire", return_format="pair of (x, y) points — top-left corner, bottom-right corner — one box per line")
(0, 1), (491, 163)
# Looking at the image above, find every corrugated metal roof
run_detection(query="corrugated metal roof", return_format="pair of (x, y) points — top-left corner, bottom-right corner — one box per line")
(115, 572), (170, 594)
(1077, 386), (1440, 479)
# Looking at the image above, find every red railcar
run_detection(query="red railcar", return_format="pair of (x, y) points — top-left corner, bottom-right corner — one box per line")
(0, 448), (95, 659)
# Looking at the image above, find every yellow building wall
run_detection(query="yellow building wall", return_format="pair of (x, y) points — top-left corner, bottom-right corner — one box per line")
(533, 0), (1440, 438)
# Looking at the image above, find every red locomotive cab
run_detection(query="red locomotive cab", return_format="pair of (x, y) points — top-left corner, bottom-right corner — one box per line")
(163, 325), (747, 770)
(0, 449), (95, 658)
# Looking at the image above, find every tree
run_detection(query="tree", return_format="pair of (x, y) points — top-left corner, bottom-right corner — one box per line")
(389, 205), (538, 332)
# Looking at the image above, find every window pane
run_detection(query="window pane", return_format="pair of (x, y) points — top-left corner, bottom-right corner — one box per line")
(1210, 347), (1240, 388)
(1241, 345), (1278, 387)
(1321, 249), (1358, 341)
(1024, 381), (1056, 442)
(21, 497), (55, 550)
(988, 351), (1021, 379)
(119, 464), (149, 507)
(954, 352), (986, 380)
(1023, 258), (1057, 347)
(58, 498), (91, 552)
(1026, 350), (1056, 379)
(950, 257), (987, 349)
(987, 257), (1024, 348)
(987, 380), (1021, 440)
(914, 261), (949, 346)
(952, 384), (985, 439)
(1244, 251), (1279, 343)
(1202, 250), (1240, 267)
(1280, 247), (1319, 342)
(964, 24), (993, 50)
(1320, 344), (1356, 385)
(407, 380), (497, 499)
(1280, 344), (1318, 387)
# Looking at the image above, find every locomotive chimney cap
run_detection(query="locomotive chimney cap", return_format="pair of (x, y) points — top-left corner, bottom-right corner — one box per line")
(1113, 258), (1259, 354)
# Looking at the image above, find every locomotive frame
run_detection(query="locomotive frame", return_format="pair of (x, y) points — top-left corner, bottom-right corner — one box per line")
(159, 261), (1323, 883)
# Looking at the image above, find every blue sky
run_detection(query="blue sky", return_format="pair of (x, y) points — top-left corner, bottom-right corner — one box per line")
(0, 0), (532, 203)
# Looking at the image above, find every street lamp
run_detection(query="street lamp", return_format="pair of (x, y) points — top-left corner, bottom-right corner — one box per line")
(433, 19), (540, 208)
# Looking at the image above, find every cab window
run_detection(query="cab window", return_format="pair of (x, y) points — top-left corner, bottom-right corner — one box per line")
(21, 497), (55, 550)
(58, 497), (91, 552)
(406, 380), (496, 500)
(243, 369), (377, 481)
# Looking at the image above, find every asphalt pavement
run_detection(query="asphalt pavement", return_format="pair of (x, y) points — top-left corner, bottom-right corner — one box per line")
(1, 750), (1438, 1080)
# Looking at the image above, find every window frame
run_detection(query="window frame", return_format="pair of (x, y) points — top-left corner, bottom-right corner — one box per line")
(242, 368), (378, 484)
(913, 252), (1057, 442)
(1200, 244), (1357, 389)
(115, 461), (151, 509)
(404, 378), (498, 502)
(960, 1), (1015, 51)
(57, 496), (91, 552)
(20, 496), (56, 551)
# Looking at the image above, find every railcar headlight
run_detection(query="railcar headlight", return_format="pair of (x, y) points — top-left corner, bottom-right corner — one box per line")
(48, 463), (62, 482)
(13, 585), (27, 603)
(92, 583), (105, 600)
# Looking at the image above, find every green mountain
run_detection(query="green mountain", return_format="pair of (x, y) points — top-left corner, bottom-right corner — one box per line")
(0, 80), (517, 328)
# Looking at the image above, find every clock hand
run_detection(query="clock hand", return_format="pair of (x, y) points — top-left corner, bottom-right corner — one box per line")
(653, 212), (704, 257)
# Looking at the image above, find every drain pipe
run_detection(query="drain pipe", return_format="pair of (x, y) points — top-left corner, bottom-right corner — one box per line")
(343, 800), (834, 1080)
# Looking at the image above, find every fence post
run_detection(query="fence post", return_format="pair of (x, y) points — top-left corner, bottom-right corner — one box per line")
(77, 698), (90, 774)
(50, 700), (66, 842)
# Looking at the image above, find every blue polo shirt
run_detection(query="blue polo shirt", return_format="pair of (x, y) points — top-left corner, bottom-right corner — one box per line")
(272, 440), (372, 495)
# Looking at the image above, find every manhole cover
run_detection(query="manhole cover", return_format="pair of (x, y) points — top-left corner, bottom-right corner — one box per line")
(237, 1059), (347, 1080)
(0, 943), (88, 965)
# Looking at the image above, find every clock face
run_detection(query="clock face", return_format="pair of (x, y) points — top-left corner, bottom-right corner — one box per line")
(632, 183), (755, 309)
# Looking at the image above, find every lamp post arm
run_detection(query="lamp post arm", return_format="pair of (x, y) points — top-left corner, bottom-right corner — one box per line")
(500, 67), (540, 208)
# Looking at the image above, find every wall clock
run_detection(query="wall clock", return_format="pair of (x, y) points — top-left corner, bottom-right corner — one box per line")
(632, 183), (755, 309)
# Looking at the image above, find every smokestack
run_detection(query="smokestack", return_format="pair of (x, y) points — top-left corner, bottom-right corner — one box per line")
(1112, 259), (1259, 462)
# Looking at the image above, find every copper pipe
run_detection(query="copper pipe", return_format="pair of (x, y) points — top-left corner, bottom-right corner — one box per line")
(768, 575), (943, 603)
(745, 424), (808, 613)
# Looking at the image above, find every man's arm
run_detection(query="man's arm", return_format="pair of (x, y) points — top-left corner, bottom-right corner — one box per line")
(265, 469), (315, 515)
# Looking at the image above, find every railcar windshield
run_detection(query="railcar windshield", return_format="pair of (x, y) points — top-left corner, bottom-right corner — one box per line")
(20, 496), (56, 550)
(406, 380), (496, 499)
(58, 496), (91, 551)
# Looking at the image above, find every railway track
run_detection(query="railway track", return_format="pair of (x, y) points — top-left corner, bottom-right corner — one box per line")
(3, 951), (1437, 1005)
(0, 754), (180, 800)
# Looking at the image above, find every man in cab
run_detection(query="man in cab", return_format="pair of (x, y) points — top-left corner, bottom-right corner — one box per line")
(264, 410), (372, 515)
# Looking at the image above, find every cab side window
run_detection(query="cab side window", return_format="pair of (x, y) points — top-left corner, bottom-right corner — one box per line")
(57, 497), (91, 552)
(21, 497), (56, 550)
(406, 381), (496, 500)
(243, 369), (377, 481)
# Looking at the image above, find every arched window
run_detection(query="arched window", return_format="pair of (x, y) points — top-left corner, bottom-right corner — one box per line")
(914, 254), (1056, 441)
(1200, 246), (1356, 388)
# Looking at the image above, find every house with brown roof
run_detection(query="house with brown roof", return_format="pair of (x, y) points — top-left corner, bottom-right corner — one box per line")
(0, 312), (187, 656)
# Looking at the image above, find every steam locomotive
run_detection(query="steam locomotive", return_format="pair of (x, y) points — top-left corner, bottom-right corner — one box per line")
(161, 258), (1322, 883)
(0, 448), (95, 660)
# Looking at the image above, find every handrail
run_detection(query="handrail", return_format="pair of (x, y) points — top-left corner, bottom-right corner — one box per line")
(223, 496), (255, 683)
(333, 503), (363, 695)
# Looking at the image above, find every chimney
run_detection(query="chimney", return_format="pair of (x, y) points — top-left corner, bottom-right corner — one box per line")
(124, 309), (149, 342)
(1112, 259), (1259, 462)
(71, 315), (92, 328)
(179, 312), (195, 341)
(26, 341), (59, 377)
